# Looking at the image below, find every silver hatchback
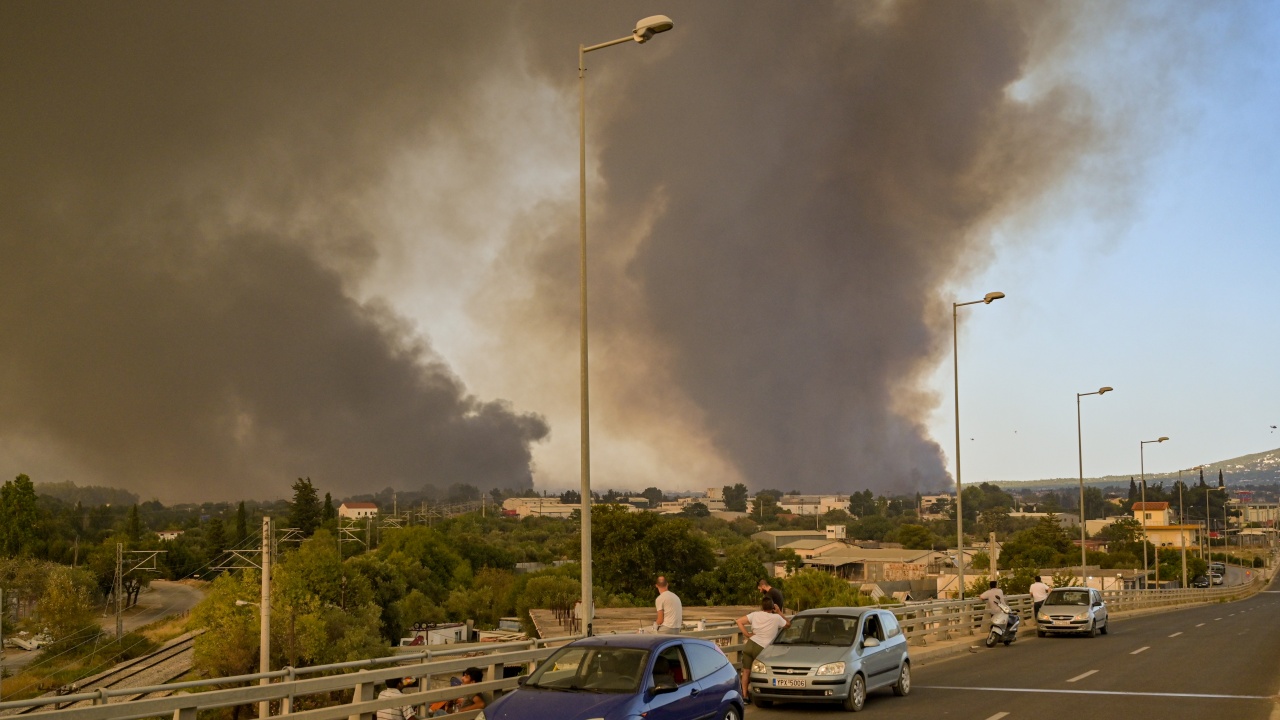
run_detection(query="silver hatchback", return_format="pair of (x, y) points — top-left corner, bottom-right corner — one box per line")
(748, 607), (910, 712)
(1035, 587), (1109, 637)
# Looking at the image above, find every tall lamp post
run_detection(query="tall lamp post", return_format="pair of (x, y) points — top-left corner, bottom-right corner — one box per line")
(1076, 386), (1113, 584)
(577, 15), (674, 636)
(952, 291), (1005, 599)
(1139, 437), (1169, 585)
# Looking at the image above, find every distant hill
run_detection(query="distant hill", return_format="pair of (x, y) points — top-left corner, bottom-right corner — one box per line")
(987, 447), (1280, 492)
(35, 480), (140, 507)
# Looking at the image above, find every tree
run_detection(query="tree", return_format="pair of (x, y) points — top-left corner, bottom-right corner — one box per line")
(893, 524), (935, 550)
(233, 501), (249, 544)
(978, 506), (1012, 536)
(560, 490), (581, 505)
(322, 493), (337, 521)
(591, 505), (714, 600)
(289, 478), (322, 536)
(722, 484), (749, 513)
(681, 502), (710, 518)
(689, 544), (769, 606)
(750, 494), (780, 521)
(640, 487), (665, 508)
(205, 517), (226, 557)
(784, 569), (867, 611)
(125, 504), (144, 541)
(0, 474), (40, 555)
(37, 565), (100, 644)
(192, 570), (265, 687)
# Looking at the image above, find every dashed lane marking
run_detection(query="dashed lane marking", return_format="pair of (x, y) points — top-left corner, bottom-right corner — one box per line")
(1067, 670), (1099, 683)
(918, 686), (1274, 701)
(1169, 632), (1183, 638)
(1131, 646), (1150, 655)
(1196, 623), (1205, 627)
(984, 714), (1010, 720)
(1216, 618), (1223, 621)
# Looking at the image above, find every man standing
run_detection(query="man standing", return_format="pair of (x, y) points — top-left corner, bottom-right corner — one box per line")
(735, 597), (790, 703)
(1029, 573), (1051, 621)
(654, 576), (683, 634)
(757, 578), (784, 613)
(979, 579), (1005, 616)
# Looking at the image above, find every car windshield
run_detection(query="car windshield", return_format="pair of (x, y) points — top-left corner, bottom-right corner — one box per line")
(523, 646), (648, 693)
(1044, 590), (1090, 606)
(774, 615), (860, 646)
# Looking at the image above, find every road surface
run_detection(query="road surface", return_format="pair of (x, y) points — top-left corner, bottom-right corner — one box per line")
(759, 574), (1280, 720)
(101, 580), (205, 635)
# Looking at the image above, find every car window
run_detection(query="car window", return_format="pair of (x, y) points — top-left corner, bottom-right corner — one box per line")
(881, 612), (901, 638)
(525, 646), (648, 693)
(654, 645), (693, 686)
(776, 616), (860, 646)
(861, 614), (885, 642)
(1045, 590), (1089, 606)
(684, 642), (729, 681)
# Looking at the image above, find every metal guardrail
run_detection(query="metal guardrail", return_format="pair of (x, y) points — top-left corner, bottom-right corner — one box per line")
(3, 572), (1268, 720)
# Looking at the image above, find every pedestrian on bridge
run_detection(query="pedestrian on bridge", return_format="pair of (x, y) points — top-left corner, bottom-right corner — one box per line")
(735, 596), (790, 704)
(377, 677), (419, 720)
(654, 576), (683, 634)
(757, 578), (784, 613)
(1029, 573), (1050, 621)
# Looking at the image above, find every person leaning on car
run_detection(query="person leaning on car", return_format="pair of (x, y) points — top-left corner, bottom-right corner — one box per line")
(1029, 574), (1051, 620)
(735, 596), (791, 703)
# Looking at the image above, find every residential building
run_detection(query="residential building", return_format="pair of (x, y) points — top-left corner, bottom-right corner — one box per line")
(802, 547), (944, 583)
(338, 502), (378, 520)
(1131, 502), (1200, 548)
(752, 529), (829, 550)
(157, 530), (184, 541)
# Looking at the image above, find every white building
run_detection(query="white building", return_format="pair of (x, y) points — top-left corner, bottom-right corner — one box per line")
(776, 495), (848, 516)
(157, 530), (184, 541)
(338, 502), (378, 520)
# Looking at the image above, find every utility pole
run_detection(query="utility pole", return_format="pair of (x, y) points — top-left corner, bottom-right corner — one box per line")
(988, 532), (998, 580)
(115, 543), (124, 638)
(1, 586), (5, 702)
(260, 516), (272, 720)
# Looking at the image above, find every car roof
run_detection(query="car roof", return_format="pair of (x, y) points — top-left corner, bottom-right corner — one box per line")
(566, 634), (714, 650)
(1047, 587), (1092, 592)
(793, 606), (882, 618)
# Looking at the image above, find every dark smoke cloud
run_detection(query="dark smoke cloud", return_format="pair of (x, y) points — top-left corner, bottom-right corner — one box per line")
(513, 2), (1100, 494)
(0, 1), (1142, 501)
(0, 2), (548, 502)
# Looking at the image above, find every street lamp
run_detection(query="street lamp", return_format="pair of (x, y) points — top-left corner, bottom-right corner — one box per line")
(1139, 437), (1168, 586)
(952, 291), (1004, 599)
(577, 15), (674, 636)
(1076, 386), (1113, 585)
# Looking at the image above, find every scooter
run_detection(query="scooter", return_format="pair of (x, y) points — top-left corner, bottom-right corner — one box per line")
(984, 601), (1020, 647)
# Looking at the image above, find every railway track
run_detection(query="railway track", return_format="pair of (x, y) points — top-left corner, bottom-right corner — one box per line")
(15, 631), (201, 713)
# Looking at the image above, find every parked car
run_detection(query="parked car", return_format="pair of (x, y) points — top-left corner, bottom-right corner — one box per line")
(479, 634), (743, 720)
(1210, 572), (1224, 585)
(1035, 587), (1109, 637)
(748, 607), (910, 712)
(1210, 562), (1226, 575)
(1191, 575), (1211, 589)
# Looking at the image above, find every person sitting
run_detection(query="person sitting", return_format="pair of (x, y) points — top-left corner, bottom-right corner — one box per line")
(651, 656), (675, 687)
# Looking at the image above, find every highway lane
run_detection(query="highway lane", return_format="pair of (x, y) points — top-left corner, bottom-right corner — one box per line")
(756, 574), (1280, 720)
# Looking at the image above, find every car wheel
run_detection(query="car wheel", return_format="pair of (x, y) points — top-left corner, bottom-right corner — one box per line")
(842, 673), (866, 712)
(1087, 622), (1098, 638)
(754, 698), (773, 709)
(1100, 619), (1109, 635)
(722, 706), (742, 720)
(1037, 629), (1046, 638)
(892, 662), (911, 697)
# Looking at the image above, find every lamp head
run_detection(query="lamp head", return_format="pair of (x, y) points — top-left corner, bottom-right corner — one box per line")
(633, 15), (674, 43)
(1158, 436), (1169, 443)
(1097, 386), (1113, 395)
(982, 291), (1005, 304)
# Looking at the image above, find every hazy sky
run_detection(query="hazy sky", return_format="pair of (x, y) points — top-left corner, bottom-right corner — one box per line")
(1, 2), (1276, 502)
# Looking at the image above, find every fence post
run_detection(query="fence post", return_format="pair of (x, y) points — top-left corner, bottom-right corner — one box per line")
(350, 675), (376, 720)
(173, 707), (197, 720)
(280, 667), (296, 715)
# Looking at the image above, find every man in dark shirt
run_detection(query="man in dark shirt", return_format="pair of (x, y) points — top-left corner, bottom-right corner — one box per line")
(757, 578), (784, 613)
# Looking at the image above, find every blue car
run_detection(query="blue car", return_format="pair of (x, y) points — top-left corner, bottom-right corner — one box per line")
(479, 634), (744, 720)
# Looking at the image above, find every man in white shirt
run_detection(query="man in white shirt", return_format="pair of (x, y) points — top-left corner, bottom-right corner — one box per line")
(1029, 574), (1051, 622)
(376, 677), (418, 720)
(654, 576), (683, 634)
(734, 596), (791, 703)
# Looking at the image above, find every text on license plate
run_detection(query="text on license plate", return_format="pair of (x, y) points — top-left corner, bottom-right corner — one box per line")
(773, 679), (806, 688)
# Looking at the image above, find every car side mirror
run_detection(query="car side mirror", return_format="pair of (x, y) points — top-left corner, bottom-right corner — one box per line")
(651, 680), (679, 695)
(516, 676), (527, 686)
(1093, 601), (1102, 607)
(862, 637), (880, 648)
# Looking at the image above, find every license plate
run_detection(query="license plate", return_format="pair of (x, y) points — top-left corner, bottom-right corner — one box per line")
(773, 678), (806, 688)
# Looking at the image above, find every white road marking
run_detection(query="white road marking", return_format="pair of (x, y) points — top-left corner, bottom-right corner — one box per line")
(1215, 617), (1223, 621)
(1196, 623), (1205, 627)
(1131, 646), (1150, 655)
(984, 714), (1010, 720)
(918, 686), (1273, 700)
(1169, 632), (1183, 638)
(1067, 670), (1098, 683)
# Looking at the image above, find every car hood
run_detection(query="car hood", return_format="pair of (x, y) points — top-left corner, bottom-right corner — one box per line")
(485, 687), (636, 720)
(1039, 604), (1092, 614)
(758, 644), (849, 666)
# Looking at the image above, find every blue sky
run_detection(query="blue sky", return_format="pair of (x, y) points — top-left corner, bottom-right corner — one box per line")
(927, 5), (1280, 485)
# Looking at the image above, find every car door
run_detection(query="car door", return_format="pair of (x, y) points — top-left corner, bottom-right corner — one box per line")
(643, 643), (702, 720)
(685, 641), (736, 720)
(878, 611), (907, 670)
(858, 613), (895, 687)
(1092, 590), (1107, 626)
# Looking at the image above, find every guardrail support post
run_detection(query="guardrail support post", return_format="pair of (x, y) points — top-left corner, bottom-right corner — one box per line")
(174, 706), (197, 720)
(350, 678), (375, 720)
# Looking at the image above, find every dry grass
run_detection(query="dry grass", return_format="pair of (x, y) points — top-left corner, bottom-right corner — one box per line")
(139, 614), (192, 644)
